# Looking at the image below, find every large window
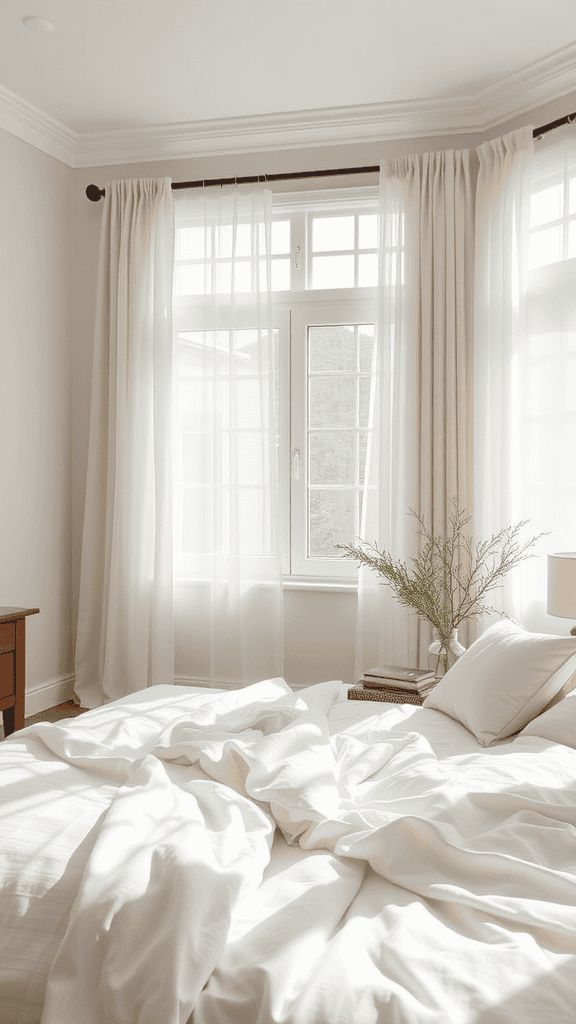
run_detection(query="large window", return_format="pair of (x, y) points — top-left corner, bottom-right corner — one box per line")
(504, 142), (576, 629)
(174, 187), (381, 581)
(524, 159), (576, 524)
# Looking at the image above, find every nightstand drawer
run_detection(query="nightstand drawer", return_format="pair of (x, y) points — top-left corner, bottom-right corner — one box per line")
(0, 623), (16, 654)
(0, 651), (15, 701)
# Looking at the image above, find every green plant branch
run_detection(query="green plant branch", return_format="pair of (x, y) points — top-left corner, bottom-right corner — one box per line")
(339, 504), (547, 654)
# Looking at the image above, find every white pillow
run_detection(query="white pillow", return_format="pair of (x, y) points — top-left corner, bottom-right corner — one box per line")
(520, 690), (576, 748)
(423, 619), (576, 746)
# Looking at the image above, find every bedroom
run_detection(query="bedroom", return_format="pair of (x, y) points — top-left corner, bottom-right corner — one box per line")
(0, 0), (575, 714)
(2, 5), (576, 1020)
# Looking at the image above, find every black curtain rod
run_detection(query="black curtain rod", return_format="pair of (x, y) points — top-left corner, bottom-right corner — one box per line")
(85, 164), (379, 201)
(85, 111), (576, 202)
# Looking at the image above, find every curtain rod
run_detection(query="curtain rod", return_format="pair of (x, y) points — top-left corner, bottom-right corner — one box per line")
(85, 110), (576, 202)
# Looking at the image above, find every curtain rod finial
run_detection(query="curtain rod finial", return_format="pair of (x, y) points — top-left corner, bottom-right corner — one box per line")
(86, 184), (105, 202)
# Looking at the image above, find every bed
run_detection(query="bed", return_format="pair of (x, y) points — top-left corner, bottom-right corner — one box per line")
(2, 618), (576, 1024)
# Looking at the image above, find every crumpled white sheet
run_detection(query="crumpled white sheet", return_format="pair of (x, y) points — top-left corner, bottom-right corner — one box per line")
(22, 677), (576, 1024)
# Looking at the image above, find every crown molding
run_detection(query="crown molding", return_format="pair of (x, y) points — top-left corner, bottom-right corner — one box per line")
(1, 42), (576, 170)
(472, 40), (576, 132)
(0, 82), (77, 165)
(73, 97), (478, 168)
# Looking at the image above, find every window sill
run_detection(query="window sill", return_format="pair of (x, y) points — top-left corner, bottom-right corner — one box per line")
(282, 576), (357, 593)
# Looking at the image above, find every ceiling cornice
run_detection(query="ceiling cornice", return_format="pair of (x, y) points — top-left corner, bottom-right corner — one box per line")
(473, 39), (576, 130)
(1, 42), (576, 170)
(0, 82), (76, 165)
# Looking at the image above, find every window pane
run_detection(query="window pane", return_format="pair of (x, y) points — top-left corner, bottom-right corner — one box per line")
(233, 261), (252, 293)
(309, 490), (355, 556)
(175, 263), (207, 295)
(529, 225), (563, 268)
(383, 211), (403, 247)
(309, 325), (355, 372)
(182, 433), (209, 485)
(238, 490), (266, 555)
(381, 250), (405, 285)
(530, 183), (563, 228)
(235, 379), (264, 428)
(182, 489), (209, 552)
(214, 261), (252, 292)
(235, 223), (252, 257)
(359, 377), (373, 428)
(312, 216), (354, 252)
(215, 261), (232, 292)
(178, 226), (208, 260)
(216, 223), (254, 259)
(359, 214), (378, 249)
(272, 220), (290, 254)
(359, 432), (368, 485)
(569, 220), (576, 260)
(309, 432), (355, 485)
(570, 178), (576, 216)
(215, 224), (233, 258)
(309, 376), (356, 428)
(311, 254), (354, 289)
(359, 325), (375, 371)
(236, 434), (264, 486)
(270, 258), (291, 291)
(358, 252), (378, 286)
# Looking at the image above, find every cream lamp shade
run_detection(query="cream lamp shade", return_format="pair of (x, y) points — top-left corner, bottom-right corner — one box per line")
(547, 553), (576, 635)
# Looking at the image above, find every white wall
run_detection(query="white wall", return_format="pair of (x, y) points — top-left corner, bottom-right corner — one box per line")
(68, 87), (576, 692)
(0, 127), (74, 713)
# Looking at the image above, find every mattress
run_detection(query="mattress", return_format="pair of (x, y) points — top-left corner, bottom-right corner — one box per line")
(1, 679), (575, 1024)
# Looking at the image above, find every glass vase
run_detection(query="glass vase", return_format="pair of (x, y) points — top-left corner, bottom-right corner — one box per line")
(428, 628), (465, 676)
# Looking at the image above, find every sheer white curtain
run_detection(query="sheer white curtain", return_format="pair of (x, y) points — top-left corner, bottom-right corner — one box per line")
(356, 149), (475, 674)
(172, 186), (283, 685)
(475, 126), (576, 631)
(75, 178), (175, 708)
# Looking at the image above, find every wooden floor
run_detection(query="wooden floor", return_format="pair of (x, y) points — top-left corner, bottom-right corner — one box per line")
(0, 700), (88, 741)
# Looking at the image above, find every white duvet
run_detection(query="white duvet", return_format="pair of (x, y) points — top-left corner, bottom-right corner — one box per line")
(2, 679), (576, 1024)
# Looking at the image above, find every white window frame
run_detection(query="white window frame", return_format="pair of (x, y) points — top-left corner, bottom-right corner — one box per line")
(286, 298), (376, 579)
(273, 189), (379, 581)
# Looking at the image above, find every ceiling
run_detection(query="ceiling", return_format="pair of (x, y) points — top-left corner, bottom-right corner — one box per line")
(1, 0), (576, 167)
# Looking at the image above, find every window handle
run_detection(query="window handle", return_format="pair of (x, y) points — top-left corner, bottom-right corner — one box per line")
(292, 449), (300, 480)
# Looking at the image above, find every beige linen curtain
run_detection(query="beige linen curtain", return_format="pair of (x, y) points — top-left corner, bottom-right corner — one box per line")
(355, 149), (475, 675)
(75, 178), (175, 708)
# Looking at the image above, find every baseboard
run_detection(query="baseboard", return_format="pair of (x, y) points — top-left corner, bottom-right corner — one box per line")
(25, 674), (76, 717)
(24, 673), (309, 716)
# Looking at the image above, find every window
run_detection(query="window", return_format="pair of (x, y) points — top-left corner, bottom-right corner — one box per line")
(507, 144), (576, 628)
(174, 327), (278, 579)
(528, 165), (576, 269)
(174, 187), (381, 581)
(289, 307), (376, 577)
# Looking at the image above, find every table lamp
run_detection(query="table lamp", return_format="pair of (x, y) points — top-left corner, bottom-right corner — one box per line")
(547, 553), (576, 635)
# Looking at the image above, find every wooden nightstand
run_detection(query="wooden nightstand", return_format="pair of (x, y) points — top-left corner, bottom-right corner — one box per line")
(0, 607), (39, 738)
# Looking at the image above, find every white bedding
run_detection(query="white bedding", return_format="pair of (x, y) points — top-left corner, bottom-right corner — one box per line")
(1, 679), (576, 1024)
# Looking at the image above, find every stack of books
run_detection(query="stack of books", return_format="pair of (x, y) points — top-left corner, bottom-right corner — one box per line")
(348, 665), (437, 704)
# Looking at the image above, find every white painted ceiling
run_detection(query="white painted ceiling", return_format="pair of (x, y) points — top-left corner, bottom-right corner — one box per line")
(1, 0), (576, 134)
